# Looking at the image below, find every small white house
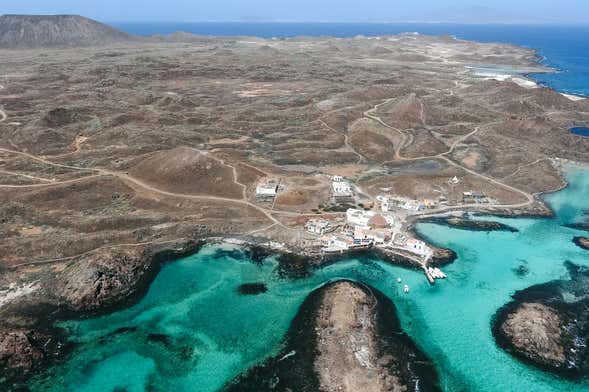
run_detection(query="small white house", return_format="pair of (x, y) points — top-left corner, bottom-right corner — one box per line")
(346, 208), (375, 228)
(402, 200), (423, 212)
(322, 235), (352, 251)
(405, 238), (429, 256)
(305, 219), (333, 235)
(256, 178), (279, 199)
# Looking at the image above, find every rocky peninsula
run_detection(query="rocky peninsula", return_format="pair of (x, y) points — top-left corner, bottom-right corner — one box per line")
(493, 261), (589, 377)
(421, 215), (519, 232)
(225, 280), (440, 391)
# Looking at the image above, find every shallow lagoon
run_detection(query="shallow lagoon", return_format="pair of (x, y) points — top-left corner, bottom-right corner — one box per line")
(29, 165), (589, 391)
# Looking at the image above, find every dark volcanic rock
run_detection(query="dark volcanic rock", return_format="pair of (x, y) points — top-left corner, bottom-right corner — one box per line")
(424, 216), (518, 232)
(54, 246), (155, 312)
(0, 330), (45, 374)
(42, 107), (89, 127)
(225, 280), (440, 392)
(0, 15), (135, 48)
(493, 261), (589, 377)
(564, 223), (589, 232)
(237, 282), (268, 295)
(573, 237), (589, 251)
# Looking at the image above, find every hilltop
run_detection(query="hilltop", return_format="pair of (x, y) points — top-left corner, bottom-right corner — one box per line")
(0, 15), (135, 48)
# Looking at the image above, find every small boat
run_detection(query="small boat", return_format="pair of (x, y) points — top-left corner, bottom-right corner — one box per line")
(403, 284), (409, 293)
(397, 277), (402, 283)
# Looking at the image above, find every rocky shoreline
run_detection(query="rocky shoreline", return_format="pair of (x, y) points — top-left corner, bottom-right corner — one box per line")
(224, 280), (440, 391)
(0, 237), (205, 387)
(0, 233), (454, 387)
(492, 261), (589, 378)
(0, 197), (561, 387)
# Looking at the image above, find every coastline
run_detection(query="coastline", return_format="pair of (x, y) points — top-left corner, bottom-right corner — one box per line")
(4, 156), (584, 388)
(1, 27), (589, 389)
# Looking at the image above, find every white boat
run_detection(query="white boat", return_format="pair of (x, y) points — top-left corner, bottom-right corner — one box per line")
(397, 277), (402, 283)
(403, 284), (409, 293)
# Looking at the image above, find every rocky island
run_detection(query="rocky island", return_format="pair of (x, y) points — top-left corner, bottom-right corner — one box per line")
(493, 261), (589, 377)
(1, 14), (589, 386)
(226, 280), (439, 391)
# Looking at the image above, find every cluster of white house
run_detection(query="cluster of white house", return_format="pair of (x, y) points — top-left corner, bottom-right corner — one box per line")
(311, 207), (432, 258)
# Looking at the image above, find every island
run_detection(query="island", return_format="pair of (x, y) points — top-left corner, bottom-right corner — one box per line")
(493, 261), (589, 377)
(1, 14), (589, 384)
(225, 280), (440, 391)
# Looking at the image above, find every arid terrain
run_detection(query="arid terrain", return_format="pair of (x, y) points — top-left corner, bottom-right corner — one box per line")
(2, 17), (589, 383)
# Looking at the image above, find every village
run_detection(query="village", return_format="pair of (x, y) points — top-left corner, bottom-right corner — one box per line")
(252, 174), (478, 284)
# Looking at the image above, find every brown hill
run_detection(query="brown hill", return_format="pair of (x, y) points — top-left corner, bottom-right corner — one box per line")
(0, 14), (135, 48)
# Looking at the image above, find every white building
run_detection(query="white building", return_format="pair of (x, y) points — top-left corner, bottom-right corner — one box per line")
(305, 219), (333, 235)
(346, 208), (375, 228)
(256, 178), (279, 199)
(354, 226), (391, 244)
(322, 235), (353, 251)
(402, 200), (423, 212)
(405, 238), (429, 256)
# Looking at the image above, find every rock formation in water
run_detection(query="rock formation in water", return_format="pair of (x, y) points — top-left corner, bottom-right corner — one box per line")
(237, 282), (268, 295)
(225, 280), (440, 391)
(423, 216), (519, 232)
(0, 15), (135, 48)
(493, 261), (589, 377)
(573, 237), (589, 251)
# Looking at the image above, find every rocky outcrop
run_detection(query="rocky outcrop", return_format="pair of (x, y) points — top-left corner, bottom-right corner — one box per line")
(0, 239), (203, 384)
(493, 261), (589, 377)
(54, 247), (155, 312)
(0, 329), (64, 384)
(573, 236), (589, 251)
(423, 216), (519, 232)
(498, 303), (567, 368)
(225, 280), (440, 391)
(0, 15), (135, 48)
(0, 331), (44, 373)
(237, 283), (268, 295)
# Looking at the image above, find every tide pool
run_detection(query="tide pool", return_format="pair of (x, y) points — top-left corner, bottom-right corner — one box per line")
(28, 165), (589, 391)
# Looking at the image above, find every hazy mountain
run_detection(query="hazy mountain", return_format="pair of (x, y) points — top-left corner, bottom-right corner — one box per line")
(0, 15), (136, 48)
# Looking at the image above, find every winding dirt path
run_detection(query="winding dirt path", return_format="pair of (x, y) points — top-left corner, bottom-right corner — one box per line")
(319, 119), (365, 164)
(363, 98), (536, 206)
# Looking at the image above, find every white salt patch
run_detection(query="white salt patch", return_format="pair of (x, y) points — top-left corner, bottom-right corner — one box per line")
(511, 77), (538, 88)
(562, 93), (586, 101)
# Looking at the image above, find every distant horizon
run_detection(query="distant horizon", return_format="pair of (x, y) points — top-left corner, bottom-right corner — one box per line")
(2, 14), (589, 27)
(2, 0), (589, 25)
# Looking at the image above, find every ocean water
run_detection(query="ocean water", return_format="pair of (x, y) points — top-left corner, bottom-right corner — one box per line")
(112, 22), (589, 97)
(28, 165), (589, 391)
(571, 127), (589, 137)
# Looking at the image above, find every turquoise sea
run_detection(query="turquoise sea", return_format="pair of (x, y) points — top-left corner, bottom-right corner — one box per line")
(28, 165), (589, 391)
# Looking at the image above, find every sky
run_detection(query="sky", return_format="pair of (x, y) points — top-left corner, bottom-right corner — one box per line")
(2, 0), (589, 24)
